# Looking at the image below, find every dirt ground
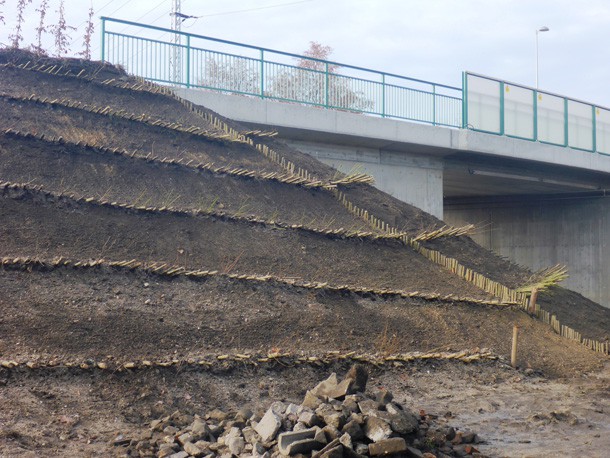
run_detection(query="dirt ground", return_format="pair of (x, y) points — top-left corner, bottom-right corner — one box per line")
(0, 49), (609, 457)
(0, 362), (608, 457)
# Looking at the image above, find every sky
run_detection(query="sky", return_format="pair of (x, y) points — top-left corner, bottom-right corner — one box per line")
(1, 0), (610, 106)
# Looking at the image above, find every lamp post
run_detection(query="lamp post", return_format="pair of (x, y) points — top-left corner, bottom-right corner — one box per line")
(536, 26), (549, 89)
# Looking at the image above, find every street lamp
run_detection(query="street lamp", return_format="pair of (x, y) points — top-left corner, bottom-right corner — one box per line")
(536, 26), (549, 89)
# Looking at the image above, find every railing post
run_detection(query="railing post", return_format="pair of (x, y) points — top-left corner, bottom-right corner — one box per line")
(325, 62), (329, 108)
(462, 72), (468, 129)
(591, 105), (597, 152)
(533, 90), (538, 141)
(564, 98), (569, 147)
(260, 49), (264, 99)
(381, 73), (386, 118)
(100, 17), (106, 62)
(499, 81), (505, 135)
(432, 84), (437, 126)
(186, 35), (191, 88)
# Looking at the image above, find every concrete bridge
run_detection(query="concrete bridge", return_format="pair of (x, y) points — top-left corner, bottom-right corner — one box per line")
(176, 88), (610, 308)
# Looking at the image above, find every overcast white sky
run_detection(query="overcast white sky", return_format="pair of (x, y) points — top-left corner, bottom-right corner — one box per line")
(1, 0), (610, 106)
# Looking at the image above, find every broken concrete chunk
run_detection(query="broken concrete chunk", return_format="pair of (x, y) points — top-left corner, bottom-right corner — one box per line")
(368, 437), (408, 456)
(227, 436), (246, 455)
(254, 408), (282, 442)
(310, 373), (339, 398)
(329, 378), (354, 400)
(342, 419), (365, 440)
(364, 416), (392, 442)
(358, 399), (382, 416)
(339, 432), (353, 450)
(278, 427), (326, 456)
(176, 432), (193, 446)
(344, 364), (368, 393)
(183, 441), (205, 458)
(302, 390), (324, 410)
(320, 410), (344, 430)
(167, 451), (189, 458)
(319, 444), (343, 458)
(298, 410), (323, 427)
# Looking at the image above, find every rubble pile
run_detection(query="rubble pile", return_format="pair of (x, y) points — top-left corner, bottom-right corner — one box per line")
(116, 366), (486, 458)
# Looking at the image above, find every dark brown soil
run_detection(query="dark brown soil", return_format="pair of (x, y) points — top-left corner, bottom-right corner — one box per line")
(0, 188), (489, 297)
(0, 134), (369, 232)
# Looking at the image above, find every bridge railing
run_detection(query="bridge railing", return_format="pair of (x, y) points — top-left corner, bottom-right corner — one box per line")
(463, 72), (610, 154)
(100, 17), (462, 128)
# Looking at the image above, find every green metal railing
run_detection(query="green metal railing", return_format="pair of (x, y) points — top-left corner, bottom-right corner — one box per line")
(100, 17), (462, 127)
(463, 72), (610, 154)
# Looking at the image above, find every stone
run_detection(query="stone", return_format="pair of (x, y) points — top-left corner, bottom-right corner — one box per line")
(208, 408), (228, 421)
(225, 426), (242, 439)
(320, 411), (344, 430)
(338, 432), (353, 450)
(253, 442), (267, 455)
(342, 397), (360, 414)
(329, 379), (354, 400)
(227, 436), (246, 455)
(194, 440), (212, 451)
(271, 401), (288, 416)
(157, 444), (178, 458)
(183, 441), (205, 457)
(344, 365), (368, 393)
(312, 438), (340, 458)
(191, 419), (212, 441)
(358, 399), (382, 416)
(319, 444), (343, 458)
(235, 407), (254, 422)
(302, 391), (323, 410)
(341, 420), (364, 440)
(242, 426), (260, 444)
(285, 404), (300, 416)
(176, 432), (193, 446)
(150, 419), (167, 431)
(278, 428), (326, 456)
(163, 426), (180, 435)
(311, 373), (339, 398)
(375, 389), (393, 405)
(167, 452), (189, 458)
(322, 425), (341, 441)
(255, 408), (282, 442)
(387, 411), (418, 435)
(293, 422), (308, 431)
(298, 411), (322, 427)
(363, 416), (392, 442)
(368, 437), (407, 456)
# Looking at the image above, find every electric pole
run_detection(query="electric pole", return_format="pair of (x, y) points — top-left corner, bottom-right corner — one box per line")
(171, 0), (182, 85)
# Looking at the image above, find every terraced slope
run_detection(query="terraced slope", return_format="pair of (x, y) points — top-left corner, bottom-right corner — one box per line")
(0, 49), (608, 457)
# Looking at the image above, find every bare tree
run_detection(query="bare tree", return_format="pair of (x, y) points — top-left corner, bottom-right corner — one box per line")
(202, 56), (260, 95)
(9, 0), (33, 48)
(31, 0), (50, 55)
(52, 0), (75, 57)
(79, 4), (95, 60)
(268, 41), (373, 112)
(0, 0), (6, 25)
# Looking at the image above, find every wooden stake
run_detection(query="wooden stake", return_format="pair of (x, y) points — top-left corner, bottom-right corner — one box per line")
(511, 325), (519, 368)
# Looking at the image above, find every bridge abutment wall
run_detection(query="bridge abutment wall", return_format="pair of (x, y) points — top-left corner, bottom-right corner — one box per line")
(445, 196), (610, 307)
